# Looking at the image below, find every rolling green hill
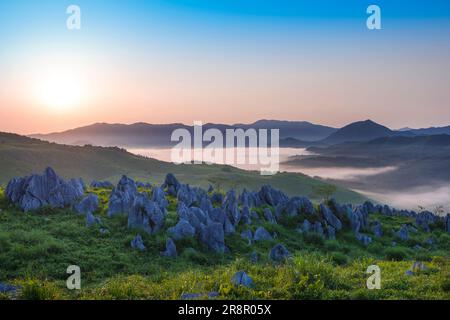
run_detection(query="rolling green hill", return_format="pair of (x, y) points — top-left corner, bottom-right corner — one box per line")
(0, 132), (366, 204)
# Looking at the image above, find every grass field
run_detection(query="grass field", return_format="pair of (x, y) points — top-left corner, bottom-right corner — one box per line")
(0, 187), (448, 300)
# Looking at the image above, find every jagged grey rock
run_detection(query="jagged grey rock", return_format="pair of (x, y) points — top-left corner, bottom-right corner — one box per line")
(6, 167), (84, 212)
(312, 221), (324, 236)
(161, 238), (177, 258)
(130, 234), (146, 251)
(415, 211), (438, 232)
(127, 193), (165, 234)
(254, 226), (273, 241)
(231, 271), (254, 288)
(90, 180), (114, 189)
(300, 219), (312, 233)
(320, 203), (342, 231)
(326, 225), (336, 240)
(210, 192), (223, 204)
(363, 201), (376, 214)
(241, 230), (253, 244)
(162, 173), (181, 196)
(263, 208), (276, 224)
(200, 196), (214, 215)
(0, 283), (18, 294)
(250, 251), (259, 263)
(167, 219), (196, 240)
(107, 175), (137, 217)
(349, 207), (369, 233)
(199, 221), (225, 253)
(74, 194), (99, 215)
(258, 185), (288, 207)
(284, 196), (314, 216)
(355, 232), (372, 246)
(152, 187), (168, 213)
(269, 244), (290, 262)
(240, 206), (252, 225)
(406, 261), (427, 275)
(372, 221), (383, 238)
(397, 224), (409, 241)
(86, 212), (102, 227)
(223, 190), (241, 226)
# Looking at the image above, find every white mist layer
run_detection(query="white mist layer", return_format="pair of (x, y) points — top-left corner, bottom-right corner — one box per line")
(358, 185), (450, 214)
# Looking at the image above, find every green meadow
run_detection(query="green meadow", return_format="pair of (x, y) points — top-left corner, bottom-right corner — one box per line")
(0, 187), (448, 300)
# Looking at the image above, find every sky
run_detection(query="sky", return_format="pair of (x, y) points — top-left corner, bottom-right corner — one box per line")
(0, 0), (450, 134)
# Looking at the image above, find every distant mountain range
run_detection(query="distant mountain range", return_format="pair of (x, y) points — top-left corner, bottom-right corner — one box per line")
(30, 119), (450, 148)
(320, 119), (408, 144)
(30, 120), (337, 148)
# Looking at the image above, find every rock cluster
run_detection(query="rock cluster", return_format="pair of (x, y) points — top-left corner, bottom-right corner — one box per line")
(6, 167), (84, 211)
(5, 169), (450, 264)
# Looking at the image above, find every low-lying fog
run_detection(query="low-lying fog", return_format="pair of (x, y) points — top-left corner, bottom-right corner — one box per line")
(357, 185), (450, 215)
(128, 147), (449, 213)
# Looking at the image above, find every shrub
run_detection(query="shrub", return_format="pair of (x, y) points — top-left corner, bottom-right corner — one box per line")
(331, 252), (348, 266)
(414, 252), (432, 262)
(180, 247), (208, 265)
(441, 279), (450, 292)
(303, 233), (324, 247)
(19, 279), (63, 300)
(324, 240), (341, 252)
(385, 247), (408, 261)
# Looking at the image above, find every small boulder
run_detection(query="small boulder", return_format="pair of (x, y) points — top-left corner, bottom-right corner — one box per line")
(372, 221), (383, 238)
(130, 234), (146, 251)
(241, 230), (253, 244)
(406, 261), (427, 275)
(396, 224), (409, 241)
(231, 271), (254, 288)
(180, 293), (202, 300)
(269, 244), (290, 262)
(250, 251), (259, 263)
(0, 283), (18, 294)
(167, 219), (196, 240)
(74, 194), (99, 215)
(90, 180), (114, 189)
(107, 175), (138, 217)
(326, 225), (336, 240)
(199, 221), (226, 253)
(254, 226), (273, 241)
(356, 233), (372, 246)
(161, 238), (177, 258)
(312, 221), (324, 236)
(127, 193), (165, 234)
(86, 212), (102, 227)
(263, 208), (276, 224)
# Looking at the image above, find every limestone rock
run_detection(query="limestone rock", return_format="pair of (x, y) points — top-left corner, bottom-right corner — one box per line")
(231, 271), (254, 288)
(6, 167), (84, 212)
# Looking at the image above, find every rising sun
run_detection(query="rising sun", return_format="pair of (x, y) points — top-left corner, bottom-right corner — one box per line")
(35, 68), (86, 112)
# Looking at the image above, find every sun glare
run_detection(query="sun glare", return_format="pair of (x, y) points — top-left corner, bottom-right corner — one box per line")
(35, 68), (86, 112)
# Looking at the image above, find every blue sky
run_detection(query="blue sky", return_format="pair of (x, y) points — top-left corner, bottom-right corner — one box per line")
(1, 1), (450, 133)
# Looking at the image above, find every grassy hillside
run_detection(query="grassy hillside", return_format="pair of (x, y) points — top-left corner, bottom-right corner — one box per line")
(0, 187), (448, 300)
(0, 132), (366, 204)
